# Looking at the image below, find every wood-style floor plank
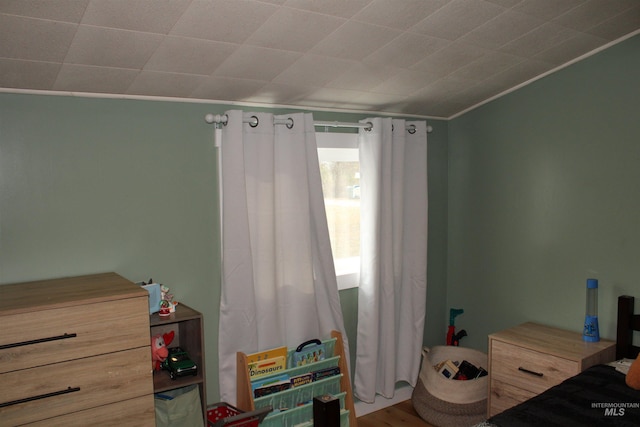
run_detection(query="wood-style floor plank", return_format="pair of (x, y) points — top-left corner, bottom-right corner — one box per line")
(356, 400), (435, 427)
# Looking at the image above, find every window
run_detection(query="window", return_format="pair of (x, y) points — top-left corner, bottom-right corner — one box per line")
(316, 133), (360, 290)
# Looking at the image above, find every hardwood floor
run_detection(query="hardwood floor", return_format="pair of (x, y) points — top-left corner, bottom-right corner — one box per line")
(357, 400), (435, 427)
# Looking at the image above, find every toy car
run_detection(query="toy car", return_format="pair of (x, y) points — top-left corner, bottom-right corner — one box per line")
(162, 346), (198, 379)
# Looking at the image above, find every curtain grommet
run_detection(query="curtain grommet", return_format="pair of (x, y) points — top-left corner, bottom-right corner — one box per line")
(249, 115), (259, 128)
(286, 118), (294, 129)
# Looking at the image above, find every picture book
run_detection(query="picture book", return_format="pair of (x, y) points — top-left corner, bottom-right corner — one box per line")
(252, 374), (291, 398)
(290, 372), (314, 388)
(248, 355), (286, 379)
(254, 380), (291, 398)
(251, 374), (290, 392)
(246, 346), (288, 364)
(246, 345), (288, 379)
(293, 339), (325, 367)
(312, 366), (340, 381)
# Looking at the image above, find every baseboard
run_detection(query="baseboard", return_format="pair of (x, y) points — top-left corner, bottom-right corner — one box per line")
(354, 384), (414, 417)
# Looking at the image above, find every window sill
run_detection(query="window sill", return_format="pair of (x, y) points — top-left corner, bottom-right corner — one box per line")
(337, 272), (359, 290)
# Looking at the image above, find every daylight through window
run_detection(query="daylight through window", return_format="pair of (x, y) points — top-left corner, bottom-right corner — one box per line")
(317, 133), (360, 290)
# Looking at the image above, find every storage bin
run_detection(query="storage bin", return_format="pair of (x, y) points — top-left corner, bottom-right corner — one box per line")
(411, 346), (488, 427)
(155, 385), (204, 427)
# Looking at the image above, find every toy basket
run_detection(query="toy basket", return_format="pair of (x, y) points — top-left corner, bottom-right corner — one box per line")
(411, 346), (487, 427)
(207, 402), (271, 427)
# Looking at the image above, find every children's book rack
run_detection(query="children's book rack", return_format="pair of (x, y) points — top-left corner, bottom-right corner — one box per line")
(236, 330), (357, 427)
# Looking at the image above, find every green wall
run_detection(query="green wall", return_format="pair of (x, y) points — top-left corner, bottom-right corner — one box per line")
(0, 93), (447, 402)
(447, 34), (640, 351)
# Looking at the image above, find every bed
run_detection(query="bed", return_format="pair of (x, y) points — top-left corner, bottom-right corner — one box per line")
(476, 295), (640, 427)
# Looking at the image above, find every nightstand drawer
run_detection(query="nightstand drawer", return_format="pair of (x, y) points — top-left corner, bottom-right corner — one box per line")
(491, 340), (577, 395)
(489, 378), (536, 417)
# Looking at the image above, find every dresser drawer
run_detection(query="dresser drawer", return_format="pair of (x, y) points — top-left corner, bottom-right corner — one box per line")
(27, 394), (156, 427)
(0, 296), (149, 374)
(0, 346), (153, 426)
(491, 340), (578, 395)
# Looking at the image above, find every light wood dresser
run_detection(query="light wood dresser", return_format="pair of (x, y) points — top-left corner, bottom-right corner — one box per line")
(0, 272), (155, 426)
(487, 322), (616, 417)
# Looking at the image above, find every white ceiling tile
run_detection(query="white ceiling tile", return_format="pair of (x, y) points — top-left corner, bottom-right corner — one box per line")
(458, 10), (544, 50)
(553, 0), (638, 32)
(144, 37), (236, 75)
(448, 51), (523, 82)
(533, 32), (608, 64)
(272, 54), (356, 86)
(213, 46), (302, 81)
(53, 64), (139, 93)
(352, 0), (448, 30)
(0, 0), (638, 118)
(372, 69), (441, 96)
(0, 58), (61, 89)
(81, 0), (191, 34)
(413, 76), (474, 100)
(190, 76), (266, 101)
(0, 0), (89, 23)
(0, 14), (77, 61)
(385, 98), (433, 116)
(439, 86), (488, 106)
(484, 0), (523, 7)
(410, 0), (506, 41)
(428, 99), (469, 117)
(245, 7), (345, 53)
(326, 62), (395, 91)
(512, 0), (586, 21)
(449, 80), (508, 105)
(586, 5), (640, 40)
(482, 59), (557, 90)
(64, 26), (164, 68)
(310, 20), (401, 60)
(127, 71), (208, 98)
(499, 22), (576, 58)
(411, 41), (488, 77)
(170, 0), (279, 43)
(349, 90), (407, 107)
(282, 0), (373, 19)
(295, 87), (369, 109)
(362, 32), (450, 69)
(245, 82), (315, 105)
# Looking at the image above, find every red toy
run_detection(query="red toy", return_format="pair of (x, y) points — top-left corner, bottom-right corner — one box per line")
(151, 330), (175, 371)
(446, 308), (466, 346)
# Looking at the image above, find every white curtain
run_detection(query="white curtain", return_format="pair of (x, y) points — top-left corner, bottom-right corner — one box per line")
(354, 117), (428, 403)
(217, 110), (349, 404)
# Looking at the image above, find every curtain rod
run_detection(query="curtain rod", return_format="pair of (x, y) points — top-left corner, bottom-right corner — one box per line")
(204, 113), (433, 133)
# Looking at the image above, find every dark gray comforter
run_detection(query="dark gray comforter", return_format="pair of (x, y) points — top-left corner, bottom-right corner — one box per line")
(477, 365), (640, 427)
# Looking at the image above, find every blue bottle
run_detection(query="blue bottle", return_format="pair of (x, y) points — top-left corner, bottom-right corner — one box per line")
(583, 278), (599, 342)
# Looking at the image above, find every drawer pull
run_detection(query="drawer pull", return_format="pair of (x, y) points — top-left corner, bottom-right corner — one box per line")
(518, 367), (544, 377)
(0, 333), (77, 350)
(0, 386), (81, 408)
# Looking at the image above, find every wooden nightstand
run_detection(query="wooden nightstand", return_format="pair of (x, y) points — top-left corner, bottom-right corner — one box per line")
(487, 322), (616, 417)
